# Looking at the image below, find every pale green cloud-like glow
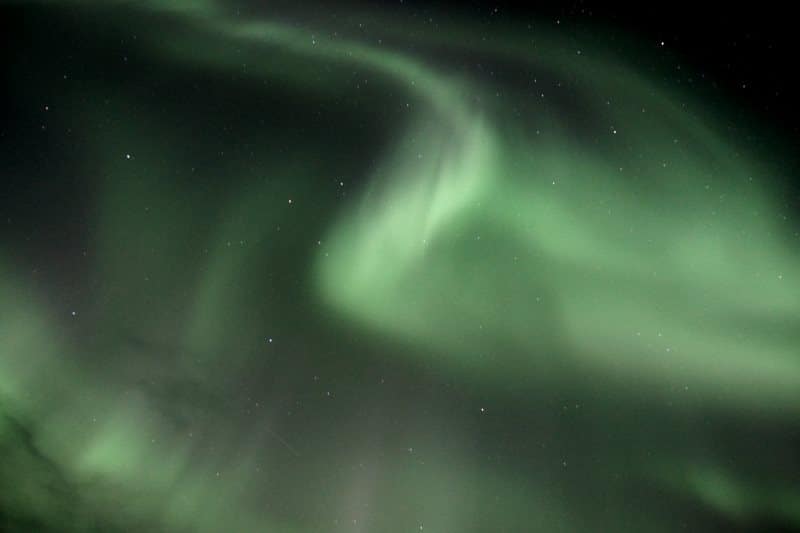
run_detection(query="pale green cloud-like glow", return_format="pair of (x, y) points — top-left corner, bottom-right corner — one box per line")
(316, 96), (800, 413)
(1, 0), (799, 531)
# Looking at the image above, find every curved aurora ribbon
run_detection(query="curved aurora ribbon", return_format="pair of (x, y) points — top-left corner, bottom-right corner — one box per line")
(1, 1), (799, 531)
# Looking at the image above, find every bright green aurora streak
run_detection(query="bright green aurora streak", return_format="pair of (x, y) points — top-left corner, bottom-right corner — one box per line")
(1, 1), (799, 532)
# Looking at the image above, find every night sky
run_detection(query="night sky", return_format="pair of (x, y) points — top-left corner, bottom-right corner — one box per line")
(1, 1), (799, 532)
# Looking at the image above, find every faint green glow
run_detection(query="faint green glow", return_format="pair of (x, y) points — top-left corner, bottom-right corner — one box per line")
(1, 0), (798, 531)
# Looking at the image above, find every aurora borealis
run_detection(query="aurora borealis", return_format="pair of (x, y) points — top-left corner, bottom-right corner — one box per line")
(1, 1), (799, 531)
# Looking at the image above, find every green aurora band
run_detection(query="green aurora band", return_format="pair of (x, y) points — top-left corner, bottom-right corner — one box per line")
(1, 1), (799, 531)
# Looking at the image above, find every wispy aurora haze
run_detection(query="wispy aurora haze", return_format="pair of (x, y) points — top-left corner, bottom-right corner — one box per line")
(1, 0), (799, 531)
